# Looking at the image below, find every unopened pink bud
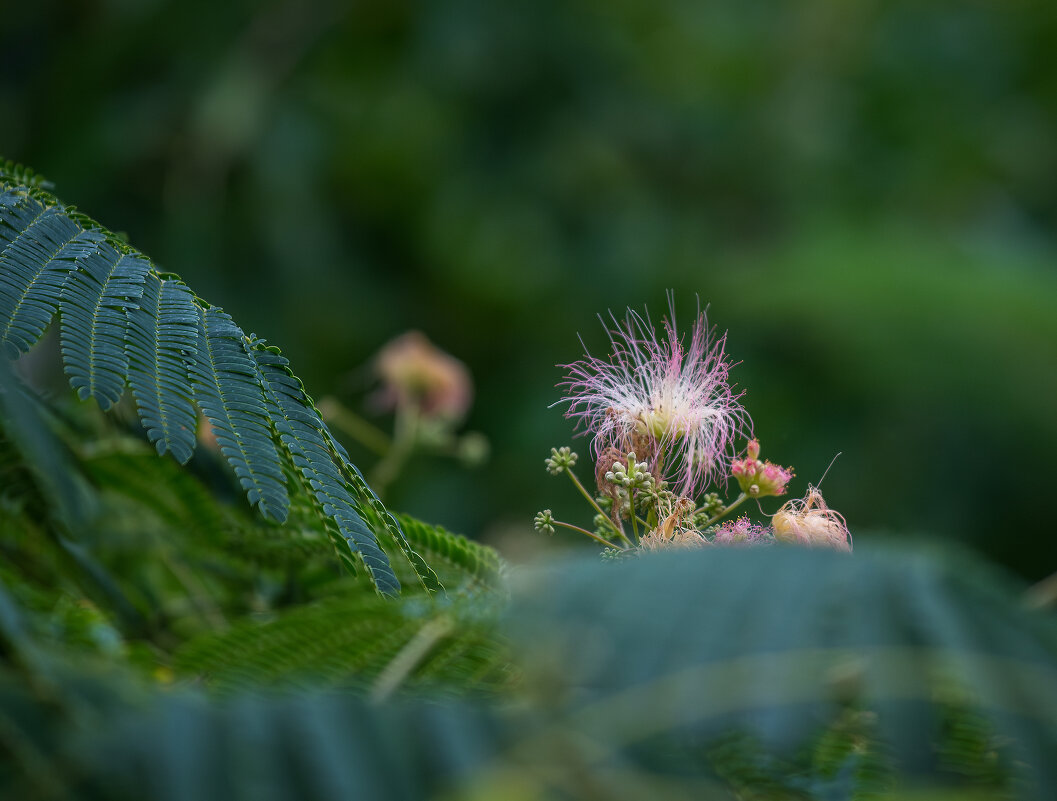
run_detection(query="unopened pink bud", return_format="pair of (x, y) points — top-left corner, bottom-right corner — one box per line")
(746, 439), (760, 461)
(758, 463), (792, 495)
(732, 455), (793, 498)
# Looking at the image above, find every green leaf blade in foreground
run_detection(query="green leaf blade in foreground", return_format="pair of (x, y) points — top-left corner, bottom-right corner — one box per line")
(0, 192), (102, 357)
(0, 163), (417, 592)
(191, 308), (290, 523)
(60, 244), (151, 410)
(342, 452), (443, 595)
(506, 544), (1057, 796)
(251, 344), (399, 595)
(125, 275), (199, 464)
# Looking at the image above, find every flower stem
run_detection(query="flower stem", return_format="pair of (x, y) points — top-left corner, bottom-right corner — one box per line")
(629, 492), (639, 541)
(565, 470), (633, 547)
(553, 520), (624, 550)
(318, 397), (392, 455)
(704, 492), (748, 527)
(370, 400), (418, 497)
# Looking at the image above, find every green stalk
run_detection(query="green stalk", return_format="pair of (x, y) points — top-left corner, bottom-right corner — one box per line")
(318, 397), (392, 455)
(553, 520), (624, 550)
(370, 400), (418, 497)
(704, 492), (749, 527)
(565, 470), (634, 547)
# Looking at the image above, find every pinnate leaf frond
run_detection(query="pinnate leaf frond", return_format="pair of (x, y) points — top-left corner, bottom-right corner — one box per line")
(0, 163), (429, 596)
(125, 275), (199, 463)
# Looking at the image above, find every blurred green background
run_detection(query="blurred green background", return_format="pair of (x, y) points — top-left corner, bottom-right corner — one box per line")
(4, 0), (1056, 579)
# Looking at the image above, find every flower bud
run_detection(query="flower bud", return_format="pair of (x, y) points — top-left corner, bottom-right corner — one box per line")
(730, 440), (793, 497)
(595, 446), (625, 492)
(533, 509), (556, 535)
(546, 446), (578, 475)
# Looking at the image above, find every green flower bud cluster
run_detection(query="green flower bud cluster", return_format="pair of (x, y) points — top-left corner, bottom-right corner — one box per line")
(690, 495), (727, 529)
(592, 512), (611, 538)
(534, 509), (556, 534)
(699, 492), (724, 518)
(604, 452), (654, 492)
(545, 446), (578, 475)
(639, 480), (674, 516)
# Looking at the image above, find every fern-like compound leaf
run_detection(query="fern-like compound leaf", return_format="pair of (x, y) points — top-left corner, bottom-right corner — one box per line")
(335, 438), (443, 595)
(0, 192), (101, 357)
(0, 161), (50, 190)
(125, 275), (199, 464)
(250, 343), (401, 595)
(396, 514), (502, 594)
(0, 162), (412, 591)
(191, 308), (290, 523)
(171, 587), (513, 694)
(60, 243), (151, 410)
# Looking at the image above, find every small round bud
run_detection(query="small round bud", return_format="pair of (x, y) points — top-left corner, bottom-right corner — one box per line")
(534, 509), (556, 535)
(545, 446), (578, 475)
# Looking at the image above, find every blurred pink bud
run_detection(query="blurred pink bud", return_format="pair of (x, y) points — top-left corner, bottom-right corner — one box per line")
(375, 331), (473, 420)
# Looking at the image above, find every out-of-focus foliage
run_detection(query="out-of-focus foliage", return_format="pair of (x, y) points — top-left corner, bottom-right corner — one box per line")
(1, 367), (1055, 799)
(3, 0), (1055, 578)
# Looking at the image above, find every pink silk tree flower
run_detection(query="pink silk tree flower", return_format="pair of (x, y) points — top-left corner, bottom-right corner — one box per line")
(558, 299), (752, 499)
(713, 517), (773, 546)
(374, 331), (473, 421)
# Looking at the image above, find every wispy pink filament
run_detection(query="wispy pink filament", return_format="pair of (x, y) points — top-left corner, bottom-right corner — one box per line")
(558, 298), (752, 498)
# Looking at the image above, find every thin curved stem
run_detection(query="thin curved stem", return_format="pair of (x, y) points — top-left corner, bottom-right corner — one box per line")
(565, 470), (634, 547)
(704, 492), (748, 527)
(318, 397), (391, 456)
(553, 520), (623, 550)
